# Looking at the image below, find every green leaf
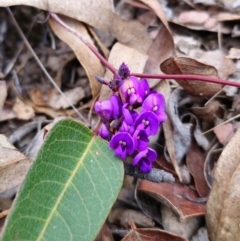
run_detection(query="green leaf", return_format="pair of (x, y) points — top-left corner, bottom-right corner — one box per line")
(1, 119), (124, 241)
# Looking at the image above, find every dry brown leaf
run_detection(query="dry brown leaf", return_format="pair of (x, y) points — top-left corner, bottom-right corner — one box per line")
(139, 0), (173, 37)
(49, 15), (104, 98)
(161, 204), (202, 239)
(13, 97), (35, 120)
(186, 144), (210, 197)
(226, 48), (240, 59)
(178, 10), (210, 25)
(94, 223), (114, 241)
(100, 42), (148, 101)
(48, 87), (85, 109)
(206, 128), (240, 241)
(0, 81), (7, 115)
(155, 81), (183, 182)
(214, 122), (240, 145)
(0, 135), (31, 194)
(138, 180), (205, 221)
(160, 57), (223, 97)
(144, 23), (174, 76)
(188, 49), (236, 80)
(121, 227), (188, 241)
(1, 0), (151, 53)
(139, 0), (174, 75)
(108, 208), (154, 228)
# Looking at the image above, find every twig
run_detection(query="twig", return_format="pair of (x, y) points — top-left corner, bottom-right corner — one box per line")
(6, 7), (88, 125)
(124, 163), (175, 183)
(131, 73), (240, 88)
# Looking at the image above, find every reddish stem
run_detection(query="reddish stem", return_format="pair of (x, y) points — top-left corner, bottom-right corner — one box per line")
(131, 73), (240, 88)
(50, 12), (240, 89)
(50, 13), (117, 75)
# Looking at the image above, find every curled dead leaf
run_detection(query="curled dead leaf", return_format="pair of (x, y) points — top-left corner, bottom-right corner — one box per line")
(206, 128), (240, 241)
(138, 180), (205, 221)
(160, 57), (223, 97)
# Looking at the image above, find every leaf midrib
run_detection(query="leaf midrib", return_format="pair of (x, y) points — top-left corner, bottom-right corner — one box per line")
(36, 136), (95, 241)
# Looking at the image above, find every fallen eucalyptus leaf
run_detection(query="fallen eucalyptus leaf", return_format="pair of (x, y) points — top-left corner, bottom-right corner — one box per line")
(49, 15), (104, 98)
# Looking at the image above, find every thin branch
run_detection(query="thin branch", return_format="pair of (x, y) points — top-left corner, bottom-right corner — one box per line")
(50, 13), (117, 75)
(6, 7), (89, 125)
(131, 73), (240, 88)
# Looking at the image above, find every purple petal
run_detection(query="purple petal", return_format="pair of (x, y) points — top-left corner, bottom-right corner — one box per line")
(132, 148), (156, 173)
(139, 159), (152, 173)
(122, 104), (138, 125)
(132, 149), (148, 166)
(133, 129), (148, 151)
(99, 124), (109, 139)
(138, 140), (148, 151)
(119, 76), (140, 104)
(115, 145), (126, 159)
(139, 78), (150, 99)
(94, 100), (113, 120)
(109, 132), (135, 156)
(119, 122), (129, 132)
(142, 92), (167, 122)
(146, 148), (157, 162)
(134, 111), (159, 135)
(110, 94), (122, 119)
(109, 132), (124, 148)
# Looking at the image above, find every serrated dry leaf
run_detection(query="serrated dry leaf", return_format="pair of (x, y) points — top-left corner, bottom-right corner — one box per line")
(206, 128), (240, 241)
(160, 57), (223, 97)
(0, 135), (31, 194)
(49, 15), (104, 98)
(0, 0), (151, 53)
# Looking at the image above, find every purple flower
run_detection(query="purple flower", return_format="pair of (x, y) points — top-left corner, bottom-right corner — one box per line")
(122, 104), (138, 125)
(139, 78), (150, 100)
(132, 148), (157, 173)
(134, 111), (159, 135)
(94, 100), (112, 120)
(119, 76), (142, 105)
(133, 129), (149, 151)
(110, 94), (122, 119)
(99, 124), (109, 139)
(118, 62), (130, 80)
(141, 92), (167, 123)
(109, 132), (135, 159)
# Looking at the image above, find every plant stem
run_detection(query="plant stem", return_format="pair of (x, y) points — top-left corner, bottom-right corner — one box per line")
(131, 73), (240, 88)
(50, 13), (117, 75)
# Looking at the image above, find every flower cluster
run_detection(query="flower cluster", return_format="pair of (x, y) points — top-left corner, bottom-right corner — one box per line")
(95, 63), (167, 173)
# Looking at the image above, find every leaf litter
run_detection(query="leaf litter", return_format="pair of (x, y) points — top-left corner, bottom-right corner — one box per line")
(1, 0), (240, 240)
